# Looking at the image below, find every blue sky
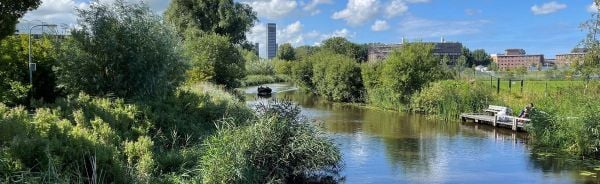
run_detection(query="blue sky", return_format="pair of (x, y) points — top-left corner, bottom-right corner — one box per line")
(17, 0), (598, 58)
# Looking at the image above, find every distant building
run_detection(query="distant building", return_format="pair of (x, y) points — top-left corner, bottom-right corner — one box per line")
(367, 39), (463, 63)
(253, 42), (259, 56)
(267, 23), (277, 59)
(491, 49), (544, 70)
(556, 48), (586, 67)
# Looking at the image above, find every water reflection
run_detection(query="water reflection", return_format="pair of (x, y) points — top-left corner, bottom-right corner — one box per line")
(242, 83), (599, 183)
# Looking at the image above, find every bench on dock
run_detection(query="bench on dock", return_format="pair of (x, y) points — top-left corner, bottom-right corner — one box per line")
(460, 105), (530, 131)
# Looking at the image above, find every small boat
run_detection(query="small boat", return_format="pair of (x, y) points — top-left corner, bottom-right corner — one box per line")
(257, 86), (272, 97)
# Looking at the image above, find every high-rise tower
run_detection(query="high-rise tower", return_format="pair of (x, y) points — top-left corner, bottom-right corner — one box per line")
(267, 23), (277, 59)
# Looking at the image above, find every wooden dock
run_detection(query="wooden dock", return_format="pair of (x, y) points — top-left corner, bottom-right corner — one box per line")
(460, 113), (530, 131)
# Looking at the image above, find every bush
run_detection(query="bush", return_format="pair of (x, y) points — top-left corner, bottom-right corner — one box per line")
(362, 43), (452, 109)
(185, 32), (246, 88)
(311, 51), (364, 102)
(245, 59), (274, 76)
(290, 59), (314, 90)
(56, 1), (185, 99)
(273, 59), (293, 75)
(410, 80), (493, 120)
(0, 35), (60, 106)
(200, 101), (342, 183)
(242, 75), (289, 87)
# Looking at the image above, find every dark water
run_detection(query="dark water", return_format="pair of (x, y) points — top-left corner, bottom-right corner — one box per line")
(243, 83), (599, 184)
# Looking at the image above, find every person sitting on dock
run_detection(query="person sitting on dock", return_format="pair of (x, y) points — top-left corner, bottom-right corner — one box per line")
(518, 103), (534, 118)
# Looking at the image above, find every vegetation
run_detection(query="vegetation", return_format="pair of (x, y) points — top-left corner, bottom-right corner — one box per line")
(0, 0), (41, 39)
(184, 33), (246, 88)
(1, 35), (60, 106)
(361, 43), (451, 109)
(164, 0), (257, 45)
(277, 43), (296, 61)
(201, 101), (341, 183)
(311, 51), (363, 102)
(411, 80), (494, 120)
(55, 1), (185, 99)
(321, 37), (368, 62)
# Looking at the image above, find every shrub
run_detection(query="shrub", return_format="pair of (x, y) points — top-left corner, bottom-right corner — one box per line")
(290, 59), (314, 90)
(311, 51), (364, 102)
(245, 59), (274, 76)
(410, 80), (493, 120)
(185, 32), (246, 88)
(273, 59), (293, 75)
(200, 101), (342, 183)
(56, 1), (185, 99)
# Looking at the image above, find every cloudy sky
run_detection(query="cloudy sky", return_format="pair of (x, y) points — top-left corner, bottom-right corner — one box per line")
(17, 0), (597, 58)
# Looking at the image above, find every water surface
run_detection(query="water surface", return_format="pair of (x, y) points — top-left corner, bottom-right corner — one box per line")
(243, 83), (599, 184)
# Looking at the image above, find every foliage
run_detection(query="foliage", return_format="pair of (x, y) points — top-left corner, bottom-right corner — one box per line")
(277, 43), (296, 61)
(164, 0), (257, 44)
(321, 37), (363, 61)
(273, 59), (294, 75)
(242, 75), (289, 87)
(0, 34), (60, 106)
(200, 101), (342, 183)
(294, 45), (319, 60)
(410, 80), (493, 120)
(363, 43), (451, 108)
(240, 48), (259, 63)
(185, 33), (245, 88)
(55, 0), (185, 99)
(471, 49), (492, 66)
(311, 51), (364, 102)
(0, 0), (41, 39)
(290, 59), (314, 90)
(246, 59), (274, 76)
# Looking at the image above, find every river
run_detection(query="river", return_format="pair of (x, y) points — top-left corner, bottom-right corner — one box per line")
(243, 83), (599, 184)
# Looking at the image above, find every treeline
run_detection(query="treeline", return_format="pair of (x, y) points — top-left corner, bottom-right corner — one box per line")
(0, 0), (341, 183)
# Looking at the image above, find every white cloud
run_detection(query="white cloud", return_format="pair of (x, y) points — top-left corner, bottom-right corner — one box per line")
(278, 21), (305, 46)
(531, 1), (567, 15)
(371, 20), (390, 31)
(246, 21), (308, 57)
(397, 16), (490, 38)
(385, 0), (408, 18)
(303, 0), (332, 12)
(332, 0), (379, 26)
(241, 0), (297, 19)
(404, 0), (430, 3)
(588, 2), (598, 13)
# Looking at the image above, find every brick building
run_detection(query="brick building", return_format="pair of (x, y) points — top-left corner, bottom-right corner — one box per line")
(556, 49), (586, 67)
(491, 49), (544, 70)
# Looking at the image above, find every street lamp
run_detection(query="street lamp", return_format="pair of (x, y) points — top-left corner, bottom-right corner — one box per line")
(28, 24), (57, 84)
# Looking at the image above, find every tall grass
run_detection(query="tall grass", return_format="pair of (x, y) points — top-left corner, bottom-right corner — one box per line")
(200, 101), (342, 183)
(410, 80), (494, 120)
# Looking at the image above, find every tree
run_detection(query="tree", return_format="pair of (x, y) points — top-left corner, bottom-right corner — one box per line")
(294, 45), (318, 60)
(165, 0), (257, 44)
(310, 51), (363, 102)
(0, 34), (60, 106)
(0, 0), (41, 40)
(457, 55), (467, 78)
(277, 43), (296, 61)
(578, 0), (600, 90)
(471, 49), (491, 66)
(461, 47), (475, 67)
(379, 43), (450, 103)
(56, 0), (186, 99)
(321, 37), (360, 61)
(185, 33), (245, 88)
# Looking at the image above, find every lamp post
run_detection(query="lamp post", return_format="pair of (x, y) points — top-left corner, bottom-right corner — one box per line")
(28, 24), (57, 84)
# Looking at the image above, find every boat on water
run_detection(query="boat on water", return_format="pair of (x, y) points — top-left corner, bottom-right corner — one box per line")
(257, 86), (272, 97)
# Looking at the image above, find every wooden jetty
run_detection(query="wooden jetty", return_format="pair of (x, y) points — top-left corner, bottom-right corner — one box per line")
(460, 105), (530, 131)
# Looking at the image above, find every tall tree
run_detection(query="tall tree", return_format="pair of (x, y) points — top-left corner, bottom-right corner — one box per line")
(321, 37), (360, 61)
(0, 0), (41, 40)
(294, 45), (318, 60)
(471, 49), (491, 66)
(165, 0), (257, 44)
(277, 43), (296, 61)
(578, 0), (600, 87)
(461, 47), (475, 67)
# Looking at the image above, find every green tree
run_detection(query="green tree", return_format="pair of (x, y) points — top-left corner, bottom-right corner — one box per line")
(0, 0), (41, 40)
(457, 55), (467, 78)
(471, 49), (492, 66)
(164, 0), (257, 44)
(579, 0), (600, 89)
(185, 33), (246, 88)
(294, 45), (318, 60)
(56, 0), (186, 99)
(461, 47), (475, 67)
(321, 37), (360, 61)
(378, 43), (450, 103)
(310, 51), (363, 102)
(277, 43), (296, 61)
(0, 34), (60, 106)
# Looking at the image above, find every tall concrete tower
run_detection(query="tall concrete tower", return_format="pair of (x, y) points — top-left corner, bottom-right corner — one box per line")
(267, 23), (277, 59)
